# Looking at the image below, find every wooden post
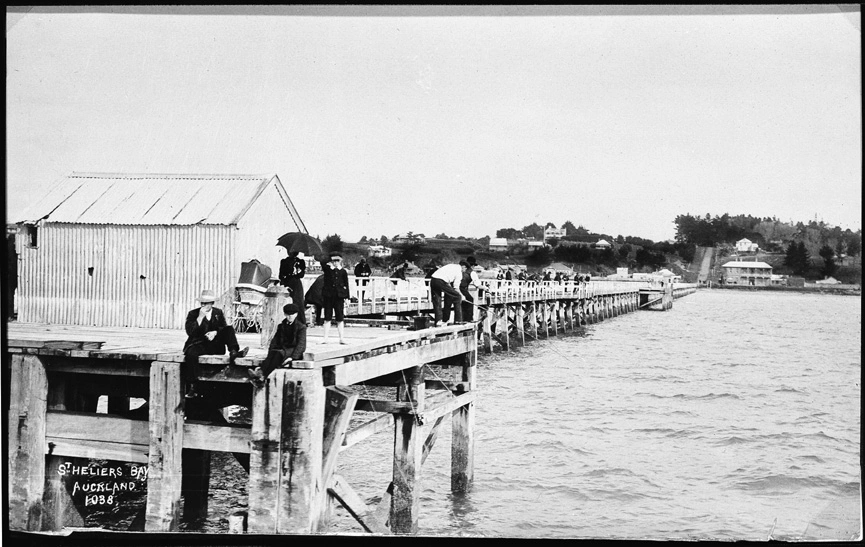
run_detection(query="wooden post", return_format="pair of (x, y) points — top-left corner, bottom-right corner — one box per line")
(452, 349), (476, 494)
(247, 369), (284, 533)
(145, 361), (184, 532)
(319, 386), (358, 528)
(248, 368), (326, 534)
(515, 304), (525, 346)
(8, 355), (48, 531)
(529, 302), (538, 341)
(539, 301), (548, 338)
(550, 301), (558, 336)
(481, 305), (493, 354)
(496, 307), (509, 351)
(391, 366), (425, 534)
(260, 285), (288, 349)
(43, 373), (86, 531)
(181, 449), (211, 521)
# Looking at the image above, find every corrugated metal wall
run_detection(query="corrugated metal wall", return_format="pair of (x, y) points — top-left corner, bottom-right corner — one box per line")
(16, 223), (237, 329)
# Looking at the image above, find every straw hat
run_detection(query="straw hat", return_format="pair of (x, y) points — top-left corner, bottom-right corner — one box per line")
(197, 289), (216, 303)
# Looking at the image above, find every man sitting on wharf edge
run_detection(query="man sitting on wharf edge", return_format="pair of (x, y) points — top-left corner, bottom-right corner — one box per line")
(182, 289), (249, 399)
(248, 303), (307, 386)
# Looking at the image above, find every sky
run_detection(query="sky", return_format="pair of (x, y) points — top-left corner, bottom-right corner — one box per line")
(5, 6), (862, 243)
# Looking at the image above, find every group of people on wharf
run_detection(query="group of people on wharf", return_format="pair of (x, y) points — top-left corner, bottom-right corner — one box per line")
(495, 266), (590, 284)
(182, 251), (353, 397)
(180, 251), (595, 395)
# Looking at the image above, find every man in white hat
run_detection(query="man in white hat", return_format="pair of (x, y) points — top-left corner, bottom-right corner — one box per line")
(182, 288), (248, 398)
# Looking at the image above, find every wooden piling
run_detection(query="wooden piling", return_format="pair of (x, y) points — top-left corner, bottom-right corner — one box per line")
(515, 304), (525, 346)
(494, 306), (509, 351)
(247, 368), (326, 534)
(529, 302), (538, 340)
(550, 301), (558, 335)
(539, 301), (549, 338)
(181, 449), (212, 521)
(260, 285), (288, 349)
(43, 373), (86, 531)
(145, 361), (185, 532)
(391, 366), (425, 534)
(481, 306), (493, 354)
(452, 348), (476, 493)
(8, 355), (48, 531)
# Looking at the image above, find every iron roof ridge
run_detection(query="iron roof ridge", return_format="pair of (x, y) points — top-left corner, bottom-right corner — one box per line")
(68, 171), (278, 179)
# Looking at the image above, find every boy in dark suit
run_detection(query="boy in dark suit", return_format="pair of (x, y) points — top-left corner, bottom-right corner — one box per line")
(248, 303), (307, 386)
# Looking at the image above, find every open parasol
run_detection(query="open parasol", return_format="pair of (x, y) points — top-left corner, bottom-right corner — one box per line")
(276, 232), (324, 256)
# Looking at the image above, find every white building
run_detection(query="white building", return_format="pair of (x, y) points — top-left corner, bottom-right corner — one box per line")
(736, 238), (759, 253)
(367, 245), (392, 258)
(544, 227), (566, 242)
(488, 237), (508, 252)
(595, 239), (612, 249)
(721, 261), (773, 286)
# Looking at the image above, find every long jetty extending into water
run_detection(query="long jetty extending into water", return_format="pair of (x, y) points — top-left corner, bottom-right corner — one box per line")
(7, 277), (697, 536)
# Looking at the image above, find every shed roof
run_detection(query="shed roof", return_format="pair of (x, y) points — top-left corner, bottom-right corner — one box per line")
(14, 172), (301, 227)
(722, 261), (773, 269)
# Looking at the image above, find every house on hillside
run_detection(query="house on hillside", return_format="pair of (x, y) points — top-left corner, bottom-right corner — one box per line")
(392, 233), (426, 245)
(595, 239), (612, 249)
(815, 276), (842, 285)
(543, 227), (566, 242)
(12, 172), (307, 329)
(721, 260), (773, 286)
(736, 238), (759, 253)
(368, 245), (392, 258)
(488, 237), (508, 252)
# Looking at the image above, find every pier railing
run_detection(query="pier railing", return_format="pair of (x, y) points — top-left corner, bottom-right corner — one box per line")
(334, 276), (697, 315)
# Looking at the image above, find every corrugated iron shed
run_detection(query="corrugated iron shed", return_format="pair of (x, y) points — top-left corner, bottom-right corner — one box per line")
(14, 172), (297, 227)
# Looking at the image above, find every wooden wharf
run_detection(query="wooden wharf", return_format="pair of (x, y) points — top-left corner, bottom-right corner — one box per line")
(6, 320), (477, 535)
(6, 278), (697, 537)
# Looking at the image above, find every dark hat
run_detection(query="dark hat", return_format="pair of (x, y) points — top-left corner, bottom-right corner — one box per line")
(329, 252), (343, 259)
(283, 303), (301, 315)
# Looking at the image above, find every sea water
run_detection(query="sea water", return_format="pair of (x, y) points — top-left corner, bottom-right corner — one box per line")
(325, 289), (861, 540)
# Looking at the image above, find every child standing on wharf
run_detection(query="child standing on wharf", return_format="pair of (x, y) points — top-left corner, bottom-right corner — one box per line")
(431, 261), (467, 326)
(321, 252), (350, 344)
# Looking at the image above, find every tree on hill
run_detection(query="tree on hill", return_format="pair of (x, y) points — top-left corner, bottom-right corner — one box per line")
(819, 245), (838, 278)
(496, 227), (522, 239)
(846, 233), (861, 257)
(322, 234), (344, 255)
(784, 241), (810, 276)
(380, 235), (389, 244)
(561, 220), (578, 236)
(525, 246), (553, 267)
(522, 223), (544, 240)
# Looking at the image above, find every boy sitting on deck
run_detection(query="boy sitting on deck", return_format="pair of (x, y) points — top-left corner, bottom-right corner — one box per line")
(182, 289), (249, 399)
(247, 303), (307, 387)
